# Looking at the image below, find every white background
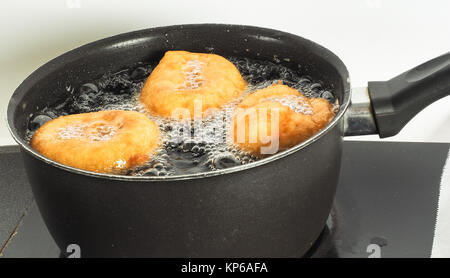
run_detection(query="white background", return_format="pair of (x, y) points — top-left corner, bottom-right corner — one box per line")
(0, 0), (449, 145)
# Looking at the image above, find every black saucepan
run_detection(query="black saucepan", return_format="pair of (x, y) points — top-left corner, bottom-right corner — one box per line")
(6, 24), (450, 257)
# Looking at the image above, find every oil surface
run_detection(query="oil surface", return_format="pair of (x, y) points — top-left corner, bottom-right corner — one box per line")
(25, 57), (338, 176)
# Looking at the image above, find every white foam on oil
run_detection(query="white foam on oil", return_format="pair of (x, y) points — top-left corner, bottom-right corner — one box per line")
(259, 95), (313, 115)
(87, 124), (118, 141)
(57, 124), (86, 140)
(180, 60), (205, 90)
(57, 123), (118, 142)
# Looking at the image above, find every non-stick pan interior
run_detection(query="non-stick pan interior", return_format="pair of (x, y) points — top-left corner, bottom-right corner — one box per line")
(8, 24), (350, 147)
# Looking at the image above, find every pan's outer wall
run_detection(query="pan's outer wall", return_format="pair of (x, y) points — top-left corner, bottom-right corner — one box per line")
(9, 25), (349, 257)
(22, 124), (342, 257)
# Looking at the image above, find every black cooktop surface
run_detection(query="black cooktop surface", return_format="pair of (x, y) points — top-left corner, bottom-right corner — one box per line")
(0, 141), (448, 258)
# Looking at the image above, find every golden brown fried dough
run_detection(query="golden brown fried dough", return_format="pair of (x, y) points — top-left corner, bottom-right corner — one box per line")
(232, 83), (335, 155)
(30, 110), (159, 173)
(140, 51), (246, 118)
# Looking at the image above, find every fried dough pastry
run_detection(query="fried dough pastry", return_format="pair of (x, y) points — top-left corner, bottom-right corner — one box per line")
(231, 83), (335, 155)
(30, 110), (159, 173)
(140, 51), (246, 118)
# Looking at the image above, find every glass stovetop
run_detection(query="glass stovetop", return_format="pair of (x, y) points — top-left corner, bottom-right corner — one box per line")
(0, 141), (448, 258)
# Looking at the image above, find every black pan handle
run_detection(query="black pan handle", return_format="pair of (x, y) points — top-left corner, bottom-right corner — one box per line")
(368, 52), (450, 138)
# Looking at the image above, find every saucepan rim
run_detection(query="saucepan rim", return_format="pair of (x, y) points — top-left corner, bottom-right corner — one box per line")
(6, 24), (351, 182)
